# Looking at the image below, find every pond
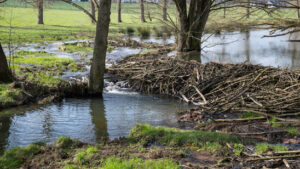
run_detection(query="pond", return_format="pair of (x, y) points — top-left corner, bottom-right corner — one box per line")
(169, 29), (300, 70)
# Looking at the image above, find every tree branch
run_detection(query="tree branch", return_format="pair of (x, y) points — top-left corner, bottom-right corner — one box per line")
(60, 0), (96, 23)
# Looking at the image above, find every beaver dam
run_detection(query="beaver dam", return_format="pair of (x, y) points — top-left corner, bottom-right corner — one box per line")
(0, 29), (300, 168)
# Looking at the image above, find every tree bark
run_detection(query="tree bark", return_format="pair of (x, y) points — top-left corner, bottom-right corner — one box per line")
(163, 0), (167, 21)
(140, 0), (146, 22)
(91, 0), (96, 24)
(117, 0), (122, 23)
(247, 0), (250, 18)
(297, 0), (300, 18)
(89, 0), (112, 95)
(0, 43), (13, 83)
(37, 0), (44, 24)
(174, 0), (212, 52)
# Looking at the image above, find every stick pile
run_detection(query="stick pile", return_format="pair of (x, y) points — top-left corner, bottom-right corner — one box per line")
(108, 50), (300, 123)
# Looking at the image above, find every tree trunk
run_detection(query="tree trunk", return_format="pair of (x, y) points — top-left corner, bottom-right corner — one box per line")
(117, 0), (122, 23)
(91, 0), (96, 24)
(163, 0), (167, 21)
(174, 0), (212, 52)
(297, 0), (300, 18)
(37, 0), (44, 24)
(140, 0), (146, 22)
(246, 0), (250, 18)
(0, 43), (13, 83)
(89, 0), (112, 95)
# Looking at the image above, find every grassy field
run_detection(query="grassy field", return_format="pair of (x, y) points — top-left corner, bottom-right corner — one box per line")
(0, 1), (299, 43)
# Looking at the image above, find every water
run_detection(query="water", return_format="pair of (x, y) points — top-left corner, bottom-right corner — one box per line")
(0, 90), (190, 153)
(169, 29), (300, 70)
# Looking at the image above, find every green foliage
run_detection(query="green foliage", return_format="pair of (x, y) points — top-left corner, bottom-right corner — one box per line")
(268, 117), (282, 127)
(240, 112), (263, 119)
(129, 124), (240, 147)
(233, 144), (244, 156)
(101, 157), (180, 169)
(285, 127), (299, 136)
(56, 136), (80, 149)
(256, 143), (288, 154)
(0, 144), (42, 169)
(73, 146), (98, 165)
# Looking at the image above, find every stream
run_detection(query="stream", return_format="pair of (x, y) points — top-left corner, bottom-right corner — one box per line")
(0, 29), (299, 153)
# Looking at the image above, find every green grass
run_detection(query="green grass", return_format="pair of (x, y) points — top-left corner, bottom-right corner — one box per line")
(0, 83), (22, 107)
(100, 157), (179, 169)
(240, 112), (263, 119)
(1, 1), (299, 43)
(73, 146), (98, 165)
(14, 50), (55, 56)
(285, 127), (299, 136)
(129, 124), (240, 147)
(255, 143), (288, 154)
(0, 144), (42, 169)
(57, 136), (80, 149)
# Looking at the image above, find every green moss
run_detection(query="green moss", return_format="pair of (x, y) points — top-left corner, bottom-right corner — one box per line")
(240, 112), (263, 119)
(101, 157), (179, 169)
(57, 136), (80, 149)
(14, 50), (55, 56)
(129, 124), (240, 147)
(0, 144), (42, 169)
(256, 143), (288, 154)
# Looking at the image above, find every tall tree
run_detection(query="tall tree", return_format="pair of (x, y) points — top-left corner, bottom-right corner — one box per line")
(37, 0), (44, 24)
(0, 43), (13, 83)
(89, 0), (112, 95)
(162, 0), (167, 21)
(91, 0), (96, 24)
(117, 0), (122, 23)
(140, 0), (146, 22)
(173, 0), (212, 52)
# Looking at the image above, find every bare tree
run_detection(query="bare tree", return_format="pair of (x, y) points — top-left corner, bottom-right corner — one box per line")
(297, 0), (300, 18)
(117, 0), (122, 23)
(89, 0), (112, 95)
(0, 43), (13, 83)
(37, 0), (44, 24)
(91, 0), (96, 24)
(140, 0), (146, 22)
(162, 0), (167, 21)
(173, 0), (212, 52)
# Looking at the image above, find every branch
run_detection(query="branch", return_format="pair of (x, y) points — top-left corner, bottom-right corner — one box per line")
(0, 0), (7, 3)
(60, 0), (96, 23)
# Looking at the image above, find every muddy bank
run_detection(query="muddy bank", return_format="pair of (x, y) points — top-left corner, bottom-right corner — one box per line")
(1, 124), (299, 169)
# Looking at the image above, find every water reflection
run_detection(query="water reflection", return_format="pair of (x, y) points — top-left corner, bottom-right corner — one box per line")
(169, 29), (300, 70)
(0, 92), (190, 152)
